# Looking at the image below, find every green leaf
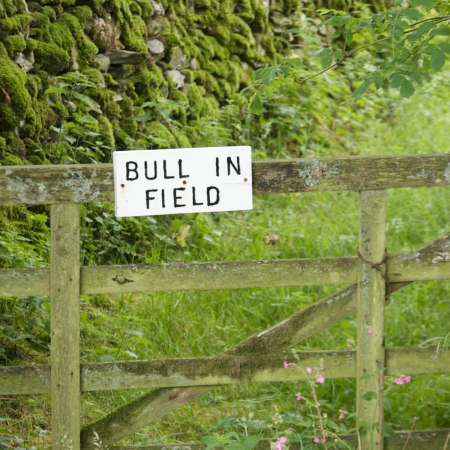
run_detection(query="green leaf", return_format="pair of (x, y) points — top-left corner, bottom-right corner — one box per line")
(72, 92), (102, 114)
(249, 93), (263, 115)
(253, 67), (270, 81)
(410, 0), (435, 6)
(401, 8), (423, 20)
(319, 48), (333, 69)
(400, 79), (415, 97)
(44, 86), (66, 95)
(261, 67), (277, 86)
(382, 422), (395, 437)
(325, 15), (351, 27)
(362, 391), (378, 401)
(135, 112), (153, 122)
(371, 72), (383, 88)
(407, 21), (436, 41)
(354, 80), (371, 99)
(428, 46), (446, 71)
(389, 74), (405, 88)
(430, 25), (450, 38)
(438, 42), (450, 54)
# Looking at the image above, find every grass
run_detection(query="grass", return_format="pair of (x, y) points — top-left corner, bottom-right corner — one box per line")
(1, 74), (449, 448)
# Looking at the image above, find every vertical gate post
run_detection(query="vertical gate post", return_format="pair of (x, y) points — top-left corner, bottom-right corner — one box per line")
(357, 190), (387, 450)
(50, 203), (81, 450)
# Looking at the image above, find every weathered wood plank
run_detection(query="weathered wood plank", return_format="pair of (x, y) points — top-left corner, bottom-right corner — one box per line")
(50, 204), (81, 450)
(0, 267), (49, 297)
(0, 231), (448, 298)
(1, 347), (447, 395)
(108, 429), (450, 450)
(0, 154), (448, 205)
(82, 257), (356, 294)
(357, 190), (387, 450)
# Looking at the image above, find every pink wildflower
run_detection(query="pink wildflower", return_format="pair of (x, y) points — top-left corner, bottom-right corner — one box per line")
(367, 326), (374, 334)
(338, 409), (347, 421)
(316, 375), (325, 384)
(283, 361), (290, 369)
(313, 436), (321, 444)
(275, 436), (287, 450)
(394, 375), (411, 385)
(306, 367), (313, 374)
(295, 392), (304, 401)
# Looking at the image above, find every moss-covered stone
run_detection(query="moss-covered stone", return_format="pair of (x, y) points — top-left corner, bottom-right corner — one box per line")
(0, 43), (32, 132)
(0, 0), (311, 165)
(27, 39), (70, 74)
(0, 14), (32, 34)
(4, 33), (26, 55)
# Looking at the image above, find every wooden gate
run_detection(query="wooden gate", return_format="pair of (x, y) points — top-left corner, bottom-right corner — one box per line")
(0, 154), (449, 450)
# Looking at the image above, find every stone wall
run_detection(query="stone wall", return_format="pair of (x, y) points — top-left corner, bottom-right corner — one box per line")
(0, 0), (307, 165)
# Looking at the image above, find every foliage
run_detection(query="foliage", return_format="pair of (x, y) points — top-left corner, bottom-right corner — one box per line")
(247, 0), (450, 114)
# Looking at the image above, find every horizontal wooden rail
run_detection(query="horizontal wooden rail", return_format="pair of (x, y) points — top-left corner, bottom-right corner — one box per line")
(0, 154), (448, 205)
(0, 248), (448, 298)
(110, 429), (450, 450)
(1, 347), (447, 396)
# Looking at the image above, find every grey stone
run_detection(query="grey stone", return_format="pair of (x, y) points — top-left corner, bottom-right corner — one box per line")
(104, 50), (146, 65)
(190, 57), (200, 70)
(15, 51), (34, 72)
(95, 54), (111, 72)
(147, 18), (164, 36)
(151, 0), (165, 16)
(147, 39), (164, 54)
(166, 70), (185, 88)
(170, 47), (189, 70)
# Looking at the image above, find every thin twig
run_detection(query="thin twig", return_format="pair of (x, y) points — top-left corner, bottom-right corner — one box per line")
(311, 384), (328, 450)
(295, 14), (450, 85)
(402, 417), (419, 450)
(443, 431), (450, 450)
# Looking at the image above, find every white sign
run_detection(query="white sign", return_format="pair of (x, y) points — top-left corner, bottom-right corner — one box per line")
(113, 146), (253, 217)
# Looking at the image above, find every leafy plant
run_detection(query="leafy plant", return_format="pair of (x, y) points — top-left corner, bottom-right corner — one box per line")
(44, 72), (112, 163)
(247, 0), (450, 114)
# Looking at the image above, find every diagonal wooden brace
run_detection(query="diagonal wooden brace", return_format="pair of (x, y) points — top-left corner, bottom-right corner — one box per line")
(81, 233), (449, 449)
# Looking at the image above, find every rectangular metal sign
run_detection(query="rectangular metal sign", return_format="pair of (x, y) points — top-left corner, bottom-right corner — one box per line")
(113, 146), (253, 217)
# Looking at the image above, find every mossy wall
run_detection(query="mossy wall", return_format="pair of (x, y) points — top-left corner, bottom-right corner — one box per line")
(0, 0), (319, 165)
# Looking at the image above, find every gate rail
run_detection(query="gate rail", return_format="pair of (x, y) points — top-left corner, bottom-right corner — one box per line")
(0, 153), (449, 450)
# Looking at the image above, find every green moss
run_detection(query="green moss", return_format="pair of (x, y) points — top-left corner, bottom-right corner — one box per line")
(71, 6), (93, 25)
(0, 0), (28, 18)
(44, 141), (74, 163)
(112, 121), (129, 149)
(42, 6), (57, 20)
(27, 39), (70, 74)
(186, 83), (205, 119)
(4, 34), (26, 55)
(97, 115), (116, 150)
(172, 127), (192, 148)
(92, 88), (121, 121)
(0, 44), (32, 132)
(146, 121), (178, 148)
(1, 151), (24, 165)
(131, 66), (167, 99)
(0, 136), (6, 150)
(202, 95), (219, 118)
(121, 16), (147, 52)
(0, 14), (32, 33)
(61, 13), (98, 66)
(120, 95), (138, 136)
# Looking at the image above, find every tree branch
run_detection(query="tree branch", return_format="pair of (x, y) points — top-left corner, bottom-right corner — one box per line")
(295, 14), (450, 85)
